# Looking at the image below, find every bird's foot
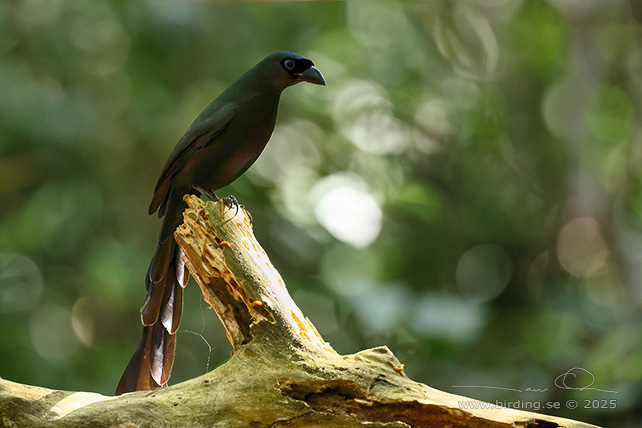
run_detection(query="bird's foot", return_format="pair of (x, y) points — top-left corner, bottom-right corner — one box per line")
(222, 195), (239, 210)
(195, 187), (219, 202)
(221, 195), (240, 219)
(221, 195), (252, 224)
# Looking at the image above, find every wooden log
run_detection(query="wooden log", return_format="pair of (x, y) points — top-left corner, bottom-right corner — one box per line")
(0, 196), (601, 428)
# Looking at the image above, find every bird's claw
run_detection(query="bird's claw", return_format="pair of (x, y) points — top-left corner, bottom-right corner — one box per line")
(221, 195), (252, 224)
(222, 195), (239, 210)
(220, 195), (240, 220)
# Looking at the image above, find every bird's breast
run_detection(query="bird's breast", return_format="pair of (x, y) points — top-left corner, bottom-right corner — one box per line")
(222, 144), (265, 178)
(188, 119), (275, 190)
(175, 92), (280, 191)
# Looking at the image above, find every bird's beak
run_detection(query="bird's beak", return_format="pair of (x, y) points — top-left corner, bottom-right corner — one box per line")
(297, 66), (325, 86)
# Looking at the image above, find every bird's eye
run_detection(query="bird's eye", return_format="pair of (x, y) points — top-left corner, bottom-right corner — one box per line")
(283, 59), (296, 71)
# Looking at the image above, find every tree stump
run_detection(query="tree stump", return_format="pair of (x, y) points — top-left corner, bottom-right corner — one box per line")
(0, 196), (600, 427)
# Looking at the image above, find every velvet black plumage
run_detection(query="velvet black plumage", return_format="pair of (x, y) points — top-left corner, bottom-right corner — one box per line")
(116, 52), (324, 395)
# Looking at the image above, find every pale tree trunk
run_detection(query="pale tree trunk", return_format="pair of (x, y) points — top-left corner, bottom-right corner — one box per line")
(0, 196), (600, 428)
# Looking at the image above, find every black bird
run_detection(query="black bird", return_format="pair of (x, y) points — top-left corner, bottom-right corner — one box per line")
(116, 52), (325, 394)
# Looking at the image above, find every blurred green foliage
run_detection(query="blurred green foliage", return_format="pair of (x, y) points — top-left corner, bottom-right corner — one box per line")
(1, 0), (641, 426)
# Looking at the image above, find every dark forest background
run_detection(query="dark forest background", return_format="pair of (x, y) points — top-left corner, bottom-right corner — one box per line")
(1, 1), (641, 426)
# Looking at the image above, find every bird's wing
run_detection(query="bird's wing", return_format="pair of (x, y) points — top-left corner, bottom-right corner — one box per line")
(149, 102), (237, 215)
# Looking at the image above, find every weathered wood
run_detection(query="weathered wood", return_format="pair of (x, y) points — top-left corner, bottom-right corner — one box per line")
(0, 196), (601, 427)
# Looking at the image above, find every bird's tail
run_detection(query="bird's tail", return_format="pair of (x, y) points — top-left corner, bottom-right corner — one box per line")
(116, 191), (189, 395)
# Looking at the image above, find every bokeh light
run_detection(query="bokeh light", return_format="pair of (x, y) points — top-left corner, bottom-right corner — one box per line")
(556, 217), (609, 278)
(0, 253), (43, 313)
(456, 244), (512, 302)
(30, 304), (78, 364)
(312, 173), (382, 248)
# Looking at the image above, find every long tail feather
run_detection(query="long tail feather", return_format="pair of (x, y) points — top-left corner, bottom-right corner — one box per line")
(116, 191), (189, 395)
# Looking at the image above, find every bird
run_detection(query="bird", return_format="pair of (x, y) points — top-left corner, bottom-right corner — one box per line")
(116, 51), (325, 395)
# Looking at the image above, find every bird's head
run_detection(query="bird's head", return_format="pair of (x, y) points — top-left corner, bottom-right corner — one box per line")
(259, 51), (325, 90)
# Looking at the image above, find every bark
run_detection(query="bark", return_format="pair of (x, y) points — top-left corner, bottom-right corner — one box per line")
(0, 196), (601, 428)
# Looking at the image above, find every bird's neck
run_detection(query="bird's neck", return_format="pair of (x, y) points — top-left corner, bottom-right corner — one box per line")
(227, 69), (283, 101)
